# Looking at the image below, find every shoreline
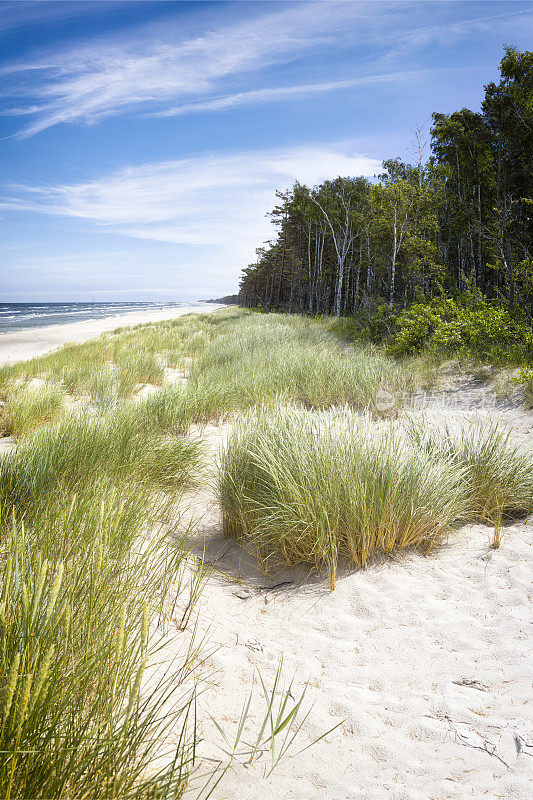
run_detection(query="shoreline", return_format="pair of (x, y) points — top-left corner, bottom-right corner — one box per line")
(0, 303), (223, 365)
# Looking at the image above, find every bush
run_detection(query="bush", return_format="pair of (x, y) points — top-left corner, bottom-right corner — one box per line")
(366, 296), (533, 363)
(515, 367), (533, 406)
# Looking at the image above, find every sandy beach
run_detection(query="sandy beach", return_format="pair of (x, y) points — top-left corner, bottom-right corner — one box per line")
(0, 303), (222, 365)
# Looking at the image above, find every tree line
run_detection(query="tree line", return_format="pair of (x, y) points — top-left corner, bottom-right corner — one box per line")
(237, 47), (532, 319)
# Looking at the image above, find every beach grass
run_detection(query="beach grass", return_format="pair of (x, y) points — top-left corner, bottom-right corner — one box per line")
(0, 375), (206, 797)
(1, 304), (531, 795)
(0, 309), (428, 436)
(0, 381), (66, 438)
(187, 312), (421, 415)
(0, 407), (203, 518)
(218, 408), (468, 587)
(0, 488), (198, 799)
(406, 417), (533, 522)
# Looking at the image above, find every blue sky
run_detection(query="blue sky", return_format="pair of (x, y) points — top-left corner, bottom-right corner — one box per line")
(1, 1), (532, 301)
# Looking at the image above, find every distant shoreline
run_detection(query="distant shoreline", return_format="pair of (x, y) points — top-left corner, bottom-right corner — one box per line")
(0, 302), (224, 365)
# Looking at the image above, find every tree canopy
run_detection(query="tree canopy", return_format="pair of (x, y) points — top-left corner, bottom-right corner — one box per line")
(238, 47), (532, 319)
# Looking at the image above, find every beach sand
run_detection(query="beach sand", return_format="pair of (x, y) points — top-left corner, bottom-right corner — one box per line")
(179, 384), (533, 799)
(0, 303), (222, 365)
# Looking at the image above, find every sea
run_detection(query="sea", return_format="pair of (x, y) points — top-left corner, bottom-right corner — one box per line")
(0, 302), (194, 335)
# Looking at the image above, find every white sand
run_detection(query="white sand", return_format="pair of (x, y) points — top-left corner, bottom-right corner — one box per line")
(0, 303), (223, 365)
(180, 388), (533, 799)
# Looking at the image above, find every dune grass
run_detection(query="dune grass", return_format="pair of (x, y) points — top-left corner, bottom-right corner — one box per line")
(0, 487), (198, 799)
(1, 307), (422, 792)
(0, 381), (66, 438)
(1, 304), (529, 791)
(187, 312), (422, 415)
(0, 308), (428, 439)
(218, 407), (533, 586)
(406, 417), (533, 523)
(218, 408), (468, 587)
(0, 393), (206, 796)
(0, 407), (203, 518)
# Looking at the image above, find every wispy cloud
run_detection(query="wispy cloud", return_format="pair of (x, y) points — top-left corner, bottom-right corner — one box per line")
(2, 1), (369, 137)
(151, 68), (444, 118)
(1, 144), (381, 250)
(4, 0), (526, 137)
(0, 1), (121, 36)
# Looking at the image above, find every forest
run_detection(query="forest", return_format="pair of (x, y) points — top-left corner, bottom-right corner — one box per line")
(237, 47), (533, 327)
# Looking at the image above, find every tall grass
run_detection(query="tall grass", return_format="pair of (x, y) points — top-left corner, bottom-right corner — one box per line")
(0, 308), (356, 794)
(218, 408), (467, 587)
(0, 381), (66, 437)
(0, 387), (205, 796)
(406, 417), (533, 522)
(1, 308), (427, 431)
(190, 313), (420, 414)
(0, 492), (198, 799)
(133, 383), (231, 436)
(0, 407), (203, 517)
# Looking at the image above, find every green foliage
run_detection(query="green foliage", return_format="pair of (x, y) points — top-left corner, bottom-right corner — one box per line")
(515, 366), (533, 406)
(0, 408), (203, 516)
(238, 48), (532, 319)
(188, 310), (420, 413)
(220, 408), (533, 587)
(370, 296), (533, 363)
(0, 495), (197, 799)
(0, 404), (203, 797)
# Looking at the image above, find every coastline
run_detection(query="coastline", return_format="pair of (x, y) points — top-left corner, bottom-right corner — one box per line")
(0, 302), (223, 365)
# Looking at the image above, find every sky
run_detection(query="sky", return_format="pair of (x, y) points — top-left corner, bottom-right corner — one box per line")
(1, 0), (532, 302)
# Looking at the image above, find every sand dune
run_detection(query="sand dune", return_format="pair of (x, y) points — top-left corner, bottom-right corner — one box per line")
(2, 318), (531, 797)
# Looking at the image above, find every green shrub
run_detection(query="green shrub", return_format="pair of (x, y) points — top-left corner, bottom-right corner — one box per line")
(515, 367), (533, 406)
(366, 296), (533, 363)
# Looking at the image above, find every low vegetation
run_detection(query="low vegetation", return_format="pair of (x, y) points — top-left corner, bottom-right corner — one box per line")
(187, 312), (424, 413)
(218, 408), (467, 588)
(218, 407), (533, 586)
(0, 381), (66, 438)
(406, 417), (533, 522)
(0, 405), (203, 797)
(0, 308), (427, 438)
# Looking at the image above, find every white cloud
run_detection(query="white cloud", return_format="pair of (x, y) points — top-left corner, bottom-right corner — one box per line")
(152, 68), (441, 117)
(4, 0), (521, 137)
(2, 1), (370, 136)
(1, 145), (381, 258)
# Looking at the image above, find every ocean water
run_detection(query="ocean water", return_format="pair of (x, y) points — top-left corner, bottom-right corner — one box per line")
(0, 302), (191, 334)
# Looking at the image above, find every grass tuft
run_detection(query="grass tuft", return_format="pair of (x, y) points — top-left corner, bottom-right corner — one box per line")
(218, 408), (467, 587)
(0, 381), (66, 438)
(406, 417), (533, 522)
